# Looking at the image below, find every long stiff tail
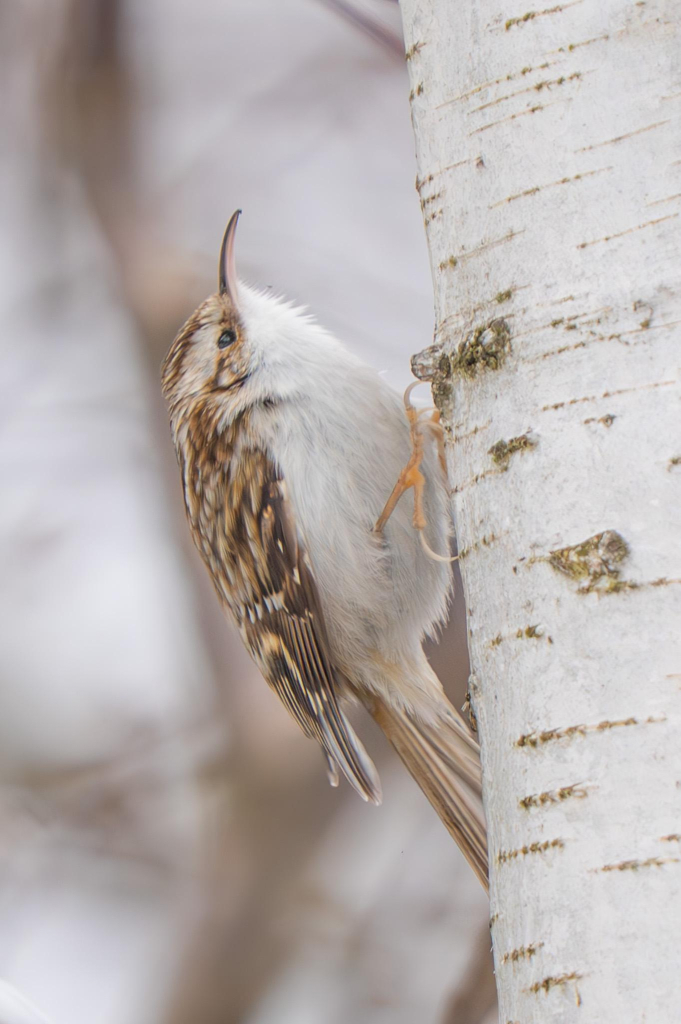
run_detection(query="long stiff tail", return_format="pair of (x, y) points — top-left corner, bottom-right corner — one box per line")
(361, 692), (489, 891)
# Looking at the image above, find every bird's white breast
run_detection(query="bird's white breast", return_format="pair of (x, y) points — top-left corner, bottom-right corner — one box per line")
(240, 293), (452, 686)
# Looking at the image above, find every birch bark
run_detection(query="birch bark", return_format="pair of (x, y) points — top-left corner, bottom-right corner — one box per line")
(399, 0), (681, 1020)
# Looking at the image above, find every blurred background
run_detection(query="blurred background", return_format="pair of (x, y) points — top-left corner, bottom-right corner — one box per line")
(0, 1), (495, 1022)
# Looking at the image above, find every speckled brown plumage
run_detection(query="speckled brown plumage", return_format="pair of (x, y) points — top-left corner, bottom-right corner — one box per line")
(173, 396), (380, 798)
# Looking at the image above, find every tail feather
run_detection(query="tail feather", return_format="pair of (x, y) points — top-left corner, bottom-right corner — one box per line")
(362, 692), (489, 891)
(318, 704), (383, 805)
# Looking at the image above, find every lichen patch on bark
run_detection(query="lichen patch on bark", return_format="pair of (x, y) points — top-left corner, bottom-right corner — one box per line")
(488, 432), (537, 468)
(548, 529), (629, 592)
(410, 317), (512, 415)
(450, 318), (512, 378)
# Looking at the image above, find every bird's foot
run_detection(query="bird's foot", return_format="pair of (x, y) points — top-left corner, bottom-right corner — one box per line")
(373, 383), (455, 563)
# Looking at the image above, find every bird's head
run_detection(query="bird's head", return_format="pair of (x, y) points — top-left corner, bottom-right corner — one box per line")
(161, 210), (250, 419)
(162, 210), (347, 431)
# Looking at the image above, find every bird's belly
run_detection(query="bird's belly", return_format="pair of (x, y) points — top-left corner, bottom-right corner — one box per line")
(262, 389), (452, 668)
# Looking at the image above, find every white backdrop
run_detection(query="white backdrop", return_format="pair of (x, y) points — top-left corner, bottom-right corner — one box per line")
(0, 3), (491, 1022)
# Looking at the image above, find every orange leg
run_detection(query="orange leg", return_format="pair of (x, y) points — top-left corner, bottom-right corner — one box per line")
(374, 458), (426, 534)
(374, 383), (424, 533)
(373, 384), (455, 563)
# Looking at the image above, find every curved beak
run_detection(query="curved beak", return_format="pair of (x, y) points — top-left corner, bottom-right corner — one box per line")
(218, 209), (242, 307)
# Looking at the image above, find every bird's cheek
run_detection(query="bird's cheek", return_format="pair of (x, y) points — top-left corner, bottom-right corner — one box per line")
(215, 356), (248, 390)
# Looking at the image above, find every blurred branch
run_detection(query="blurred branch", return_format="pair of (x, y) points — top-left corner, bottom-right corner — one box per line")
(163, 761), (344, 1024)
(0, 980), (53, 1024)
(67, 0), (203, 360)
(315, 0), (405, 56)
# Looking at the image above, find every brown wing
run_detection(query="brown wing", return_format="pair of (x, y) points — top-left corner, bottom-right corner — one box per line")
(196, 444), (381, 805)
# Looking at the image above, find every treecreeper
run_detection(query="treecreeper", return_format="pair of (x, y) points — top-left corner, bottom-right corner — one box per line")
(161, 211), (488, 889)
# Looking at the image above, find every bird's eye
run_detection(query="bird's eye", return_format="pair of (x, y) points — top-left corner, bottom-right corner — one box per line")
(218, 328), (237, 349)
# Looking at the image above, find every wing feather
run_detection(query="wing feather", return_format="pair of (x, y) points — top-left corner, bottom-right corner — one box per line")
(223, 451), (381, 804)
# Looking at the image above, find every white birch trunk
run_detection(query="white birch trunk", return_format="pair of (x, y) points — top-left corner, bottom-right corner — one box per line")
(399, 0), (681, 1020)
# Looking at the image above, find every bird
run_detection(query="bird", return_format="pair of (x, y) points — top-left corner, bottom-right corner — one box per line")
(161, 211), (488, 889)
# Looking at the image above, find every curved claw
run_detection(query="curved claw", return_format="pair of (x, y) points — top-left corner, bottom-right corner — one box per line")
(374, 381), (453, 561)
(420, 531), (458, 563)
